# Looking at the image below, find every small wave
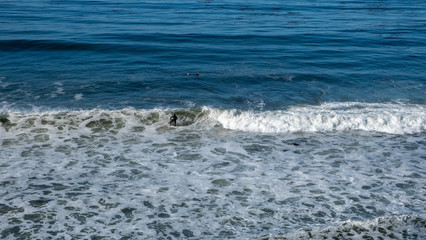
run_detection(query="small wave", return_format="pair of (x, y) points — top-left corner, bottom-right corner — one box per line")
(274, 215), (426, 240)
(0, 39), (186, 54)
(206, 102), (426, 134)
(0, 39), (101, 52)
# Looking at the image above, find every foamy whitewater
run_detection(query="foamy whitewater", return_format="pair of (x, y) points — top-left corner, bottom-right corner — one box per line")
(1, 105), (425, 239)
(1, 0), (426, 239)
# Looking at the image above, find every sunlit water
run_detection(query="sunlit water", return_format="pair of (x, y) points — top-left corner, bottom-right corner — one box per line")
(1, 0), (425, 239)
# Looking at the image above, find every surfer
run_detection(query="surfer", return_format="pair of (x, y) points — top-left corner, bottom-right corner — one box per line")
(169, 114), (178, 126)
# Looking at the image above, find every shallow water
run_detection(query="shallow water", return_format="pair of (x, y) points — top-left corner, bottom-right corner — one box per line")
(1, 108), (425, 239)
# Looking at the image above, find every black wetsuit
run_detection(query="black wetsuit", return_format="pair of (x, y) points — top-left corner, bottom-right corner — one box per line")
(169, 114), (178, 126)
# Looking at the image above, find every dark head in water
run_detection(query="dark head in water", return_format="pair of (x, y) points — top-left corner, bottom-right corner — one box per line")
(186, 72), (200, 76)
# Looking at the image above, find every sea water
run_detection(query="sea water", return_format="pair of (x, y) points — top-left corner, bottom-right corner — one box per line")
(0, 1), (425, 239)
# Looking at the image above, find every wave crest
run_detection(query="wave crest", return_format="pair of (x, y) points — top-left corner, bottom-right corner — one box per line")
(0, 102), (425, 135)
(206, 102), (426, 134)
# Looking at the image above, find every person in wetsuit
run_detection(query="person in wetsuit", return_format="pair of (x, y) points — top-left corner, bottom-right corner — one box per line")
(169, 114), (178, 126)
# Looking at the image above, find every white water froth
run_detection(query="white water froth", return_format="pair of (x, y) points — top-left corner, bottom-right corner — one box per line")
(0, 104), (425, 239)
(279, 215), (426, 239)
(0, 102), (425, 136)
(208, 102), (426, 134)
(74, 93), (83, 100)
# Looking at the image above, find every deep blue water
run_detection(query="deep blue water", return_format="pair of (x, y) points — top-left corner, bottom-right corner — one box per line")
(1, 1), (425, 239)
(1, 0), (425, 110)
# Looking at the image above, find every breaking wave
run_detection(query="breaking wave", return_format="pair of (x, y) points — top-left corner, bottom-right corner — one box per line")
(208, 102), (426, 134)
(0, 102), (425, 136)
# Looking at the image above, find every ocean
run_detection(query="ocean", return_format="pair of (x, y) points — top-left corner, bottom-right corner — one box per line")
(0, 0), (425, 239)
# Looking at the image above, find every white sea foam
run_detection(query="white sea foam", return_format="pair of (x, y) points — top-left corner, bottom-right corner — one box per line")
(276, 215), (426, 240)
(0, 102), (425, 136)
(0, 104), (425, 239)
(207, 102), (426, 134)
(74, 93), (83, 100)
(50, 82), (65, 98)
